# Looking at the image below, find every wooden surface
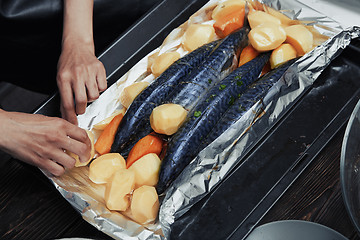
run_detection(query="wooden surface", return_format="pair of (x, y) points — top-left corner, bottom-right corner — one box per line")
(0, 125), (358, 240)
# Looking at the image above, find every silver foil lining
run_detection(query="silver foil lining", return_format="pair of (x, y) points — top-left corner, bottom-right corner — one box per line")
(44, 0), (358, 239)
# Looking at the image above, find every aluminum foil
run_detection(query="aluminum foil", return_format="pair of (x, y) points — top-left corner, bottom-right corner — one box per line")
(44, 0), (359, 239)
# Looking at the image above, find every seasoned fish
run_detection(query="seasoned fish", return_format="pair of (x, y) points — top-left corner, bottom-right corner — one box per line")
(156, 52), (269, 194)
(111, 40), (221, 154)
(200, 58), (297, 150)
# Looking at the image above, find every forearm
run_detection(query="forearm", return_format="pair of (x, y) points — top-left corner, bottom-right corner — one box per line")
(62, 0), (94, 49)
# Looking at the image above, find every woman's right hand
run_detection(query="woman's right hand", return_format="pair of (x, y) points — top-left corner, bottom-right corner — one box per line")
(0, 110), (91, 176)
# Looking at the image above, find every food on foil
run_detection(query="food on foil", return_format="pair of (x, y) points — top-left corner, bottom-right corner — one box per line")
(128, 153), (161, 188)
(126, 133), (164, 168)
(284, 24), (314, 56)
(150, 103), (188, 135)
(92, 109), (126, 131)
(66, 130), (95, 167)
(88, 153), (126, 184)
(57, 0), (333, 232)
(110, 40), (220, 155)
(105, 168), (135, 211)
(120, 82), (150, 109)
(157, 52), (271, 194)
(131, 185), (160, 224)
(182, 24), (216, 51)
(151, 52), (181, 77)
(200, 57), (297, 149)
(94, 111), (124, 155)
(270, 43), (297, 69)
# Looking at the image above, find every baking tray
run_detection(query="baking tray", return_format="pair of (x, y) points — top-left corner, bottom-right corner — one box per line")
(33, 0), (360, 239)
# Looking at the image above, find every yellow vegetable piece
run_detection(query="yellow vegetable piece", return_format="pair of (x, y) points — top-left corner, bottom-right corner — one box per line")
(128, 153), (161, 188)
(151, 52), (181, 77)
(150, 103), (187, 135)
(270, 43), (297, 69)
(182, 24), (215, 52)
(212, 0), (246, 21)
(248, 23), (286, 52)
(66, 130), (95, 167)
(105, 169), (135, 211)
(120, 82), (150, 109)
(89, 153), (126, 184)
(92, 109), (126, 131)
(131, 185), (159, 224)
(285, 25), (314, 56)
(248, 11), (281, 29)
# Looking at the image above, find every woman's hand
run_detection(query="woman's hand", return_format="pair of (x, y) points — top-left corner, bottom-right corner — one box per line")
(57, 0), (107, 125)
(57, 40), (106, 124)
(0, 110), (91, 176)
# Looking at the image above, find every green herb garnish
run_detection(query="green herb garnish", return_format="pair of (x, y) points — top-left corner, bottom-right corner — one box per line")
(219, 84), (226, 90)
(236, 80), (244, 86)
(194, 111), (202, 117)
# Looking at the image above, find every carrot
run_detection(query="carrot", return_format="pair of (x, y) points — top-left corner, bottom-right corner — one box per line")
(94, 113), (124, 155)
(261, 62), (271, 76)
(126, 133), (163, 168)
(213, 8), (245, 38)
(238, 45), (260, 67)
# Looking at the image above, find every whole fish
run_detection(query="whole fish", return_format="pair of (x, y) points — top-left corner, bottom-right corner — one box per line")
(156, 52), (270, 194)
(199, 58), (298, 150)
(112, 26), (249, 155)
(111, 40), (221, 154)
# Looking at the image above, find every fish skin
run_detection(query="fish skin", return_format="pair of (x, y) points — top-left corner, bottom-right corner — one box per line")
(111, 40), (221, 153)
(199, 58), (298, 150)
(169, 26), (250, 110)
(156, 52), (269, 194)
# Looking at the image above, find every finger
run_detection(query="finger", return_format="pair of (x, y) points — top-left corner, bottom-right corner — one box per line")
(63, 136), (91, 163)
(50, 149), (77, 169)
(38, 158), (66, 177)
(96, 62), (107, 92)
(86, 73), (100, 102)
(59, 82), (78, 124)
(73, 78), (88, 115)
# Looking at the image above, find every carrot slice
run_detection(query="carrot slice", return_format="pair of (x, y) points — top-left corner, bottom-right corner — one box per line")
(238, 45), (260, 67)
(94, 113), (124, 155)
(126, 133), (163, 168)
(213, 8), (245, 38)
(261, 62), (271, 76)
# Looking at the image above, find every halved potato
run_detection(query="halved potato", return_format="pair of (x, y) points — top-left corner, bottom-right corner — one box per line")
(151, 52), (181, 77)
(182, 24), (215, 52)
(92, 109), (126, 131)
(150, 103), (187, 135)
(270, 43), (297, 69)
(285, 25), (313, 56)
(120, 82), (150, 109)
(128, 153), (161, 188)
(105, 169), (135, 211)
(248, 23), (286, 52)
(130, 185), (159, 224)
(89, 153), (126, 184)
(248, 11), (281, 29)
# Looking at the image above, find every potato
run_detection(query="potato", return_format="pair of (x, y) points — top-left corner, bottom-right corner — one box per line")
(151, 52), (181, 77)
(66, 130), (95, 167)
(128, 153), (161, 188)
(248, 11), (281, 29)
(182, 24), (215, 52)
(92, 109), (126, 131)
(89, 153), (126, 184)
(212, 0), (246, 21)
(105, 169), (135, 211)
(150, 103), (187, 135)
(270, 43), (297, 69)
(131, 185), (159, 224)
(248, 23), (286, 52)
(120, 82), (150, 109)
(285, 25), (313, 56)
